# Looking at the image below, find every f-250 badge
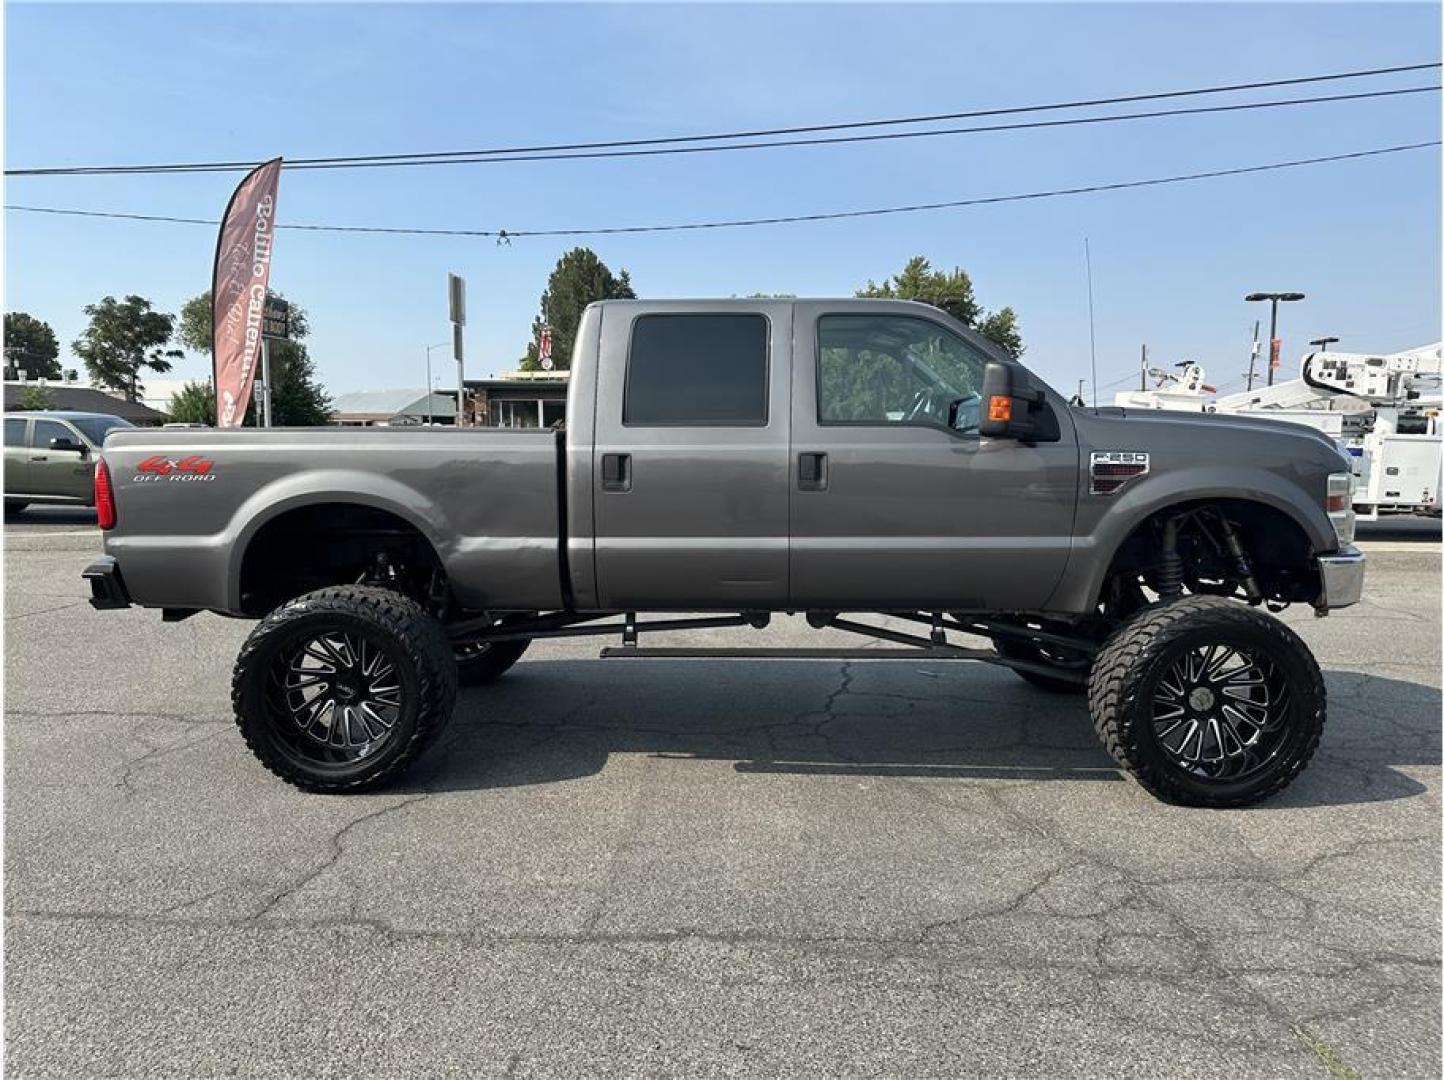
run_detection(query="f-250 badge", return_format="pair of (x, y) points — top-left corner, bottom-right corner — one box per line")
(133, 455), (216, 483)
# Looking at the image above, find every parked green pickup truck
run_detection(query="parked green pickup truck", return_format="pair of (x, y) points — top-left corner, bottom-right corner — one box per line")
(4, 410), (135, 513)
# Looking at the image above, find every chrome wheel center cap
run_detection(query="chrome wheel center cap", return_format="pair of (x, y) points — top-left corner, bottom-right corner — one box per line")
(1188, 686), (1216, 712)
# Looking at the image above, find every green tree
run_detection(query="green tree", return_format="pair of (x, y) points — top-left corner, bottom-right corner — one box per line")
(522, 248), (636, 371)
(17, 384), (53, 410)
(178, 289), (311, 354)
(176, 289), (329, 425)
(3, 312), (62, 380)
(267, 342), (333, 426)
(166, 380), (219, 425)
(71, 295), (182, 401)
(857, 256), (1023, 357)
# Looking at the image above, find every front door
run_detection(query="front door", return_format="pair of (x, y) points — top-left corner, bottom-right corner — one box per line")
(592, 304), (793, 610)
(29, 417), (92, 501)
(788, 303), (1079, 611)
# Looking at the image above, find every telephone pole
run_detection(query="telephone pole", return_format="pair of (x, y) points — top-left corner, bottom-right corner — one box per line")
(1246, 320), (1261, 391)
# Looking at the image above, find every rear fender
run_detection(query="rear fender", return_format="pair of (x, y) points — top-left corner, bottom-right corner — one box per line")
(224, 470), (446, 611)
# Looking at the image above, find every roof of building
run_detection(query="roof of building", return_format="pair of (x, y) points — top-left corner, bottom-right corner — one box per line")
(330, 388), (457, 419)
(2, 383), (169, 423)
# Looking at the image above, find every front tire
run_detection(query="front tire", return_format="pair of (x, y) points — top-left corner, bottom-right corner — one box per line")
(232, 586), (458, 792)
(1088, 596), (1325, 807)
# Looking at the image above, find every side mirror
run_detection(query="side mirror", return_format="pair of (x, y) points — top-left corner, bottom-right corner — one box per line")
(978, 361), (1060, 443)
(50, 437), (88, 456)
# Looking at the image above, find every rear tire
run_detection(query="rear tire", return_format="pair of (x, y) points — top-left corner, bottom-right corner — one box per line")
(1088, 596), (1324, 807)
(232, 586), (458, 792)
(456, 638), (530, 686)
(995, 639), (1088, 695)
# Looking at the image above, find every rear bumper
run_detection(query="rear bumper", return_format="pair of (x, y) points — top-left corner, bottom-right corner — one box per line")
(82, 556), (131, 610)
(1315, 546), (1365, 611)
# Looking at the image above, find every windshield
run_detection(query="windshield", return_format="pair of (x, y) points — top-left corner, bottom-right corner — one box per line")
(70, 415), (135, 446)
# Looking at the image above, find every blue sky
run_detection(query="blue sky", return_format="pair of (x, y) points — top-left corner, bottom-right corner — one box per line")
(5, 2), (1440, 398)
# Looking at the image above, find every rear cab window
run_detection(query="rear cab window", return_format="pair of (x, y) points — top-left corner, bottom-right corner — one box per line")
(71, 416), (134, 446)
(623, 313), (769, 426)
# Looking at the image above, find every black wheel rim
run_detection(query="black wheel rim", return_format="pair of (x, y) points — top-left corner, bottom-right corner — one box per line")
(1150, 642), (1293, 783)
(266, 630), (404, 764)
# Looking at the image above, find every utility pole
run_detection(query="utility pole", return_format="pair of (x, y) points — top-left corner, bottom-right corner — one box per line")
(1246, 320), (1261, 392)
(259, 339), (272, 427)
(1140, 344), (1148, 390)
(424, 341), (448, 425)
(1310, 336), (1339, 353)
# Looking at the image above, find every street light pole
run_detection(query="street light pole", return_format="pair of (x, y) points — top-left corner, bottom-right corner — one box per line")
(1245, 292), (1305, 387)
(1310, 336), (1340, 353)
(424, 341), (448, 426)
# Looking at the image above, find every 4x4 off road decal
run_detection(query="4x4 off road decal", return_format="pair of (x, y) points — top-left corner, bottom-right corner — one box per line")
(133, 455), (216, 483)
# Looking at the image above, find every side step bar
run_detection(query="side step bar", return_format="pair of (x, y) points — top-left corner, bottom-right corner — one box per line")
(599, 646), (993, 661)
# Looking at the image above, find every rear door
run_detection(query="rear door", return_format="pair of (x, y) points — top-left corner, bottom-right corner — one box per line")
(4, 417), (30, 496)
(592, 304), (793, 609)
(788, 302), (1079, 611)
(29, 417), (92, 501)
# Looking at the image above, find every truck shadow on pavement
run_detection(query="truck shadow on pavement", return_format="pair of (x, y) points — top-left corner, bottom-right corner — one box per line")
(398, 661), (1437, 808)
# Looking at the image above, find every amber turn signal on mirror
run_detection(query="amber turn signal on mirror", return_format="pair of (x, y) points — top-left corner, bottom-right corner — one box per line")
(987, 396), (1013, 422)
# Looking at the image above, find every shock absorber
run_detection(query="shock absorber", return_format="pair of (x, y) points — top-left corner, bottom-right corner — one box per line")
(1214, 512), (1263, 603)
(1156, 516), (1184, 600)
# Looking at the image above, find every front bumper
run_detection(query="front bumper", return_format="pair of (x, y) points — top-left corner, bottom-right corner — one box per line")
(82, 556), (131, 610)
(1315, 546), (1365, 611)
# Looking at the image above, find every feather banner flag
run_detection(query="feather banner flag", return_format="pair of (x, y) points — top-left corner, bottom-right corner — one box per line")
(211, 158), (282, 427)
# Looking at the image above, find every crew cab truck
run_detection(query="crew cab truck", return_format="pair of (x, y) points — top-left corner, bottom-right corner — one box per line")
(83, 299), (1365, 806)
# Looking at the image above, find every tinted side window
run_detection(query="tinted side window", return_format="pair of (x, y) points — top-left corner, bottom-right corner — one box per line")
(624, 314), (769, 425)
(31, 419), (74, 448)
(72, 416), (134, 445)
(4, 418), (25, 447)
(817, 314), (989, 431)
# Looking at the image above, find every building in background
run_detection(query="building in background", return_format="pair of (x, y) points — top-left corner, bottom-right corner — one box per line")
(465, 370), (569, 428)
(330, 388), (457, 427)
(135, 378), (195, 418)
(2, 382), (169, 425)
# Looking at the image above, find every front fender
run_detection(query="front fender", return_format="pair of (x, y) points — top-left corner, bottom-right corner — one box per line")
(1046, 465), (1334, 614)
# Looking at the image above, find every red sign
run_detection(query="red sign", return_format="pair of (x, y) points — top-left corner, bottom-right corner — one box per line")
(212, 158), (283, 428)
(1269, 337), (1282, 369)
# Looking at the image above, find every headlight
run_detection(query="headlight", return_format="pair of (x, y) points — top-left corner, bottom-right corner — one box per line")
(1327, 472), (1355, 547)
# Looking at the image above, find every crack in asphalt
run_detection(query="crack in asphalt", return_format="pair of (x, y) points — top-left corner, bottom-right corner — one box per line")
(248, 794), (432, 919)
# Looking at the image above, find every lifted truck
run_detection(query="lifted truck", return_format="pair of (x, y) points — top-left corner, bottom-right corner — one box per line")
(84, 299), (1365, 806)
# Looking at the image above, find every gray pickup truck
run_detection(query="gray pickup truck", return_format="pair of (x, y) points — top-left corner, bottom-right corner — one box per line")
(84, 298), (1364, 806)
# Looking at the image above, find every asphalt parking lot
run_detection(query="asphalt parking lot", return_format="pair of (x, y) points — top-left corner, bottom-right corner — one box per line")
(4, 509), (1440, 1077)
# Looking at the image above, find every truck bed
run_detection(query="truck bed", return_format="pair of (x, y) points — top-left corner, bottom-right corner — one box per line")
(100, 426), (564, 614)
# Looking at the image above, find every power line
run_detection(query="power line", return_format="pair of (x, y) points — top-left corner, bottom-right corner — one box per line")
(6, 141), (1437, 239)
(7, 61), (1439, 176)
